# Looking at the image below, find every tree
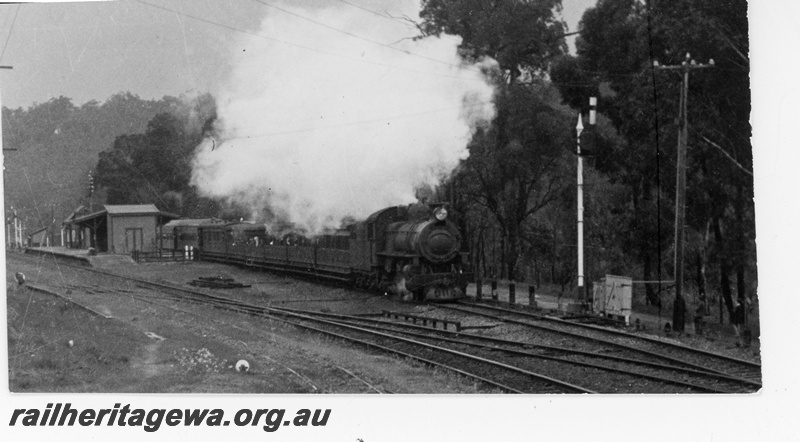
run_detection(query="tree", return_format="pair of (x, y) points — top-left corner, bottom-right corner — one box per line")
(2, 92), (186, 237)
(550, 0), (753, 319)
(455, 83), (575, 281)
(419, 0), (567, 81)
(419, 0), (573, 283)
(94, 94), (218, 217)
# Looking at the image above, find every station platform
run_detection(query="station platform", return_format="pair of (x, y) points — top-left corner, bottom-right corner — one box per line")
(24, 246), (92, 264)
(22, 247), (135, 268)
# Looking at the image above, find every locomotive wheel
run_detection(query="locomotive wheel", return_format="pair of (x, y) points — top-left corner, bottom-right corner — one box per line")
(424, 284), (451, 301)
(370, 275), (380, 291)
(393, 274), (414, 301)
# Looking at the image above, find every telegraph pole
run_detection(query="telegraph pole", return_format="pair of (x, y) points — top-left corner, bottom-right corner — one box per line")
(654, 53), (713, 332)
(576, 113), (584, 294)
(1, 66), (13, 250)
(88, 173), (95, 212)
(0, 65), (12, 148)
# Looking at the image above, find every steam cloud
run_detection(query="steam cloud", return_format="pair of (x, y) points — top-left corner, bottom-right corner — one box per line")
(191, 0), (496, 234)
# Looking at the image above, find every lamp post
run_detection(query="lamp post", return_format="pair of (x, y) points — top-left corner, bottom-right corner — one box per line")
(576, 113), (585, 294)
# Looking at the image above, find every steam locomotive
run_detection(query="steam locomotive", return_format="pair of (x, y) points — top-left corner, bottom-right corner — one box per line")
(165, 203), (471, 301)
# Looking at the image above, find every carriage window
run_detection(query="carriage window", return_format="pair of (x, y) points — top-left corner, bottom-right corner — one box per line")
(367, 224), (375, 240)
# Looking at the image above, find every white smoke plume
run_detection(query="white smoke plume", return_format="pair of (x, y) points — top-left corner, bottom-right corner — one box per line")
(191, 0), (496, 234)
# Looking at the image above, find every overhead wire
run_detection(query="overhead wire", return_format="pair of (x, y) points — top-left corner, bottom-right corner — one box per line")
(0, 4), (20, 63)
(691, 129), (752, 178)
(0, 7), (12, 50)
(336, 0), (417, 29)
(334, 0), (477, 49)
(133, 0), (488, 84)
(252, 0), (479, 73)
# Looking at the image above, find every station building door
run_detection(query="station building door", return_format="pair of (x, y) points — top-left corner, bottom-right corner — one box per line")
(125, 228), (143, 253)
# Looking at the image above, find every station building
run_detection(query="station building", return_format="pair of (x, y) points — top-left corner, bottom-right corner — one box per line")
(64, 204), (179, 254)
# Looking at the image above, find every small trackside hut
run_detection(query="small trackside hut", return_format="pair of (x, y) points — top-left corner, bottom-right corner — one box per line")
(592, 275), (633, 324)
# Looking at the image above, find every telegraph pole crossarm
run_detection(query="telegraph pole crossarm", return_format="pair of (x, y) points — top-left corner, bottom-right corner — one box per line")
(653, 53), (714, 332)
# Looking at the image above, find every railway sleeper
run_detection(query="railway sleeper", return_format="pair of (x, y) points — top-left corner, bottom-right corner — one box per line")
(382, 310), (462, 332)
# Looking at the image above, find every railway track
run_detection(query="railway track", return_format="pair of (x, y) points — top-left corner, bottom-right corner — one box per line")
(37, 282), (593, 394)
(9, 252), (761, 393)
(275, 307), (759, 393)
(437, 301), (762, 389)
(10, 254), (592, 393)
(126, 288), (595, 393)
(24, 276), (757, 393)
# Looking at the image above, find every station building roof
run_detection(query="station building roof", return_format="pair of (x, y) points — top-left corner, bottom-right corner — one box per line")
(71, 204), (180, 225)
(63, 205), (85, 223)
(105, 204), (160, 215)
(163, 218), (226, 228)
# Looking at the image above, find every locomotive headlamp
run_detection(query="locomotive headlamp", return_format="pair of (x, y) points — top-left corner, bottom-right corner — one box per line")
(435, 207), (448, 221)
